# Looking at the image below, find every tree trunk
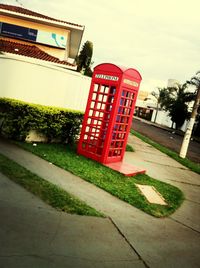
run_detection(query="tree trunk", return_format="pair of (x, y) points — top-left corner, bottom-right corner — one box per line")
(180, 87), (200, 158)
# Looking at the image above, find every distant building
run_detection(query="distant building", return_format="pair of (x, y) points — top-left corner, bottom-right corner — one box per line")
(135, 79), (191, 131)
(134, 90), (154, 120)
(0, 4), (84, 69)
(137, 90), (149, 101)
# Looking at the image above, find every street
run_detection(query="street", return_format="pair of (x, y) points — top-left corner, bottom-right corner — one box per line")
(132, 117), (200, 163)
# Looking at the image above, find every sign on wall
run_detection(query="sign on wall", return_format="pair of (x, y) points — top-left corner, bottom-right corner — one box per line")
(0, 22), (67, 48)
(37, 31), (67, 48)
(0, 22), (37, 41)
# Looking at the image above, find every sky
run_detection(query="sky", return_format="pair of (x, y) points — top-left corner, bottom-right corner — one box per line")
(1, 0), (200, 92)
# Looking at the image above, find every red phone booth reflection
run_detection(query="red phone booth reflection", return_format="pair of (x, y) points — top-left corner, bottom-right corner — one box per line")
(78, 63), (146, 175)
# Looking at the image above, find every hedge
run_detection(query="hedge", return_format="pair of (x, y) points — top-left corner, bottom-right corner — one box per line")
(0, 98), (84, 143)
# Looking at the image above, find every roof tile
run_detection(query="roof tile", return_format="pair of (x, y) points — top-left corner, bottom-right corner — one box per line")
(0, 4), (83, 28)
(0, 39), (75, 67)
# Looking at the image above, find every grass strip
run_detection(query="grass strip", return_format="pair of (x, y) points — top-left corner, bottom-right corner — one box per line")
(0, 153), (104, 217)
(131, 129), (200, 175)
(16, 142), (184, 218)
(126, 143), (135, 152)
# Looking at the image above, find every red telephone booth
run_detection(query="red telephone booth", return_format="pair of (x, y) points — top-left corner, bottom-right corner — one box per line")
(78, 63), (142, 166)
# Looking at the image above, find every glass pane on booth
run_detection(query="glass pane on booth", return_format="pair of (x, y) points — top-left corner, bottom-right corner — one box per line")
(81, 84), (117, 156)
(108, 88), (135, 157)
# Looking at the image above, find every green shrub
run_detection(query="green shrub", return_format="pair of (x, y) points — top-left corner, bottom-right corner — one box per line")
(0, 98), (83, 143)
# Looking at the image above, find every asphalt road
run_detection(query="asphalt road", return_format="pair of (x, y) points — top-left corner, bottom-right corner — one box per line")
(132, 117), (200, 164)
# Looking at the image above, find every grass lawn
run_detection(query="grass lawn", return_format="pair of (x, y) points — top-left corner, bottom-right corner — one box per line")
(126, 143), (135, 152)
(16, 142), (184, 218)
(131, 129), (200, 175)
(0, 153), (104, 217)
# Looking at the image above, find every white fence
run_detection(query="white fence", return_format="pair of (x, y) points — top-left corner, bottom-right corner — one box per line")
(0, 54), (91, 112)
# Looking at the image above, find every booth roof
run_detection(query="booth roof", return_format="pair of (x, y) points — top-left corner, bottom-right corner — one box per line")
(0, 39), (75, 67)
(94, 63), (142, 80)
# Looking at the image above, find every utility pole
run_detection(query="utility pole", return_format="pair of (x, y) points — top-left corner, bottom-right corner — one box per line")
(179, 87), (200, 158)
(154, 101), (159, 123)
(150, 88), (160, 123)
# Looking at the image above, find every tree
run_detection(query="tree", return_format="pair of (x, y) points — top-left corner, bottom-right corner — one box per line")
(76, 41), (93, 76)
(193, 105), (200, 136)
(186, 71), (200, 137)
(150, 88), (168, 123)
(187, 71), (200, 136)
(159, 83), (195, 129)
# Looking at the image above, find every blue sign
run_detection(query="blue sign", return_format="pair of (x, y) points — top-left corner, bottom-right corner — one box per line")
(0, 22), (37, 41)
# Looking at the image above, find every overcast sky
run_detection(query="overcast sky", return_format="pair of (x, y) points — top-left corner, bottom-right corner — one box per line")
(1, 0), (200, 92)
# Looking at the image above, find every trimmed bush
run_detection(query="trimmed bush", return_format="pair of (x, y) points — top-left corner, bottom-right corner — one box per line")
(0, 98), (83, 143)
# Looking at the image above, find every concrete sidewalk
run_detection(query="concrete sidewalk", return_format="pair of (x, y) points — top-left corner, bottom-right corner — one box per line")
(0, 173), (142, 268)
(132, 117), (200, 163)
(0, 137), (200, 267)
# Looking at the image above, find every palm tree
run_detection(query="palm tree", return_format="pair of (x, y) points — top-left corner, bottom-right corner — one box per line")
(186, 71), (200, 136)
(187, 71), (200, 90)
(179, 71), (200, 157)
(159, 83), (195, 129)
(151, 87), (168, 123)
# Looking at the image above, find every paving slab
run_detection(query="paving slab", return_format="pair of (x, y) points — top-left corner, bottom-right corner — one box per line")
(113, 213), (200, 268)
(135, 184), (167, 205)
(170, 199), (200, 232)
(0, 173), (143, 268)
(126, 135), (200, 188)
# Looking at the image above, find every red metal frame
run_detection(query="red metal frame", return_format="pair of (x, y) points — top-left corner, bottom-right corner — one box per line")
(77, 63), (142, 164)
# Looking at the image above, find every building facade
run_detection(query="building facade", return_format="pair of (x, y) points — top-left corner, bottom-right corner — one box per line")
(0, 4), (91, 113)
(0, 4), (84, 68)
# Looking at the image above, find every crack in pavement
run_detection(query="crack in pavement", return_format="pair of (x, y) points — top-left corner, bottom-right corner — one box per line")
(169, 179), (200, 187)
(108, 217), (150, 268)
(0, 254), (49, 260)
(134, 150), (166, 156)
(169, 217), (200, 234)
(0, 254), (143, 263)
(185, 198), (200, 205)
(49, 212), (62, 246)
(145, 159), (188, 170)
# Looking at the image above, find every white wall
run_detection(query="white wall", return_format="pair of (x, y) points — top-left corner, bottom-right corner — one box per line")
(0, 54), (91, 112)
(151, 110), (173, 128)
(151, 109), (188, 131)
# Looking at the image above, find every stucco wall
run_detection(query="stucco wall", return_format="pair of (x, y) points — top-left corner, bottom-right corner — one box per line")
(0, 55), (91, 112)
